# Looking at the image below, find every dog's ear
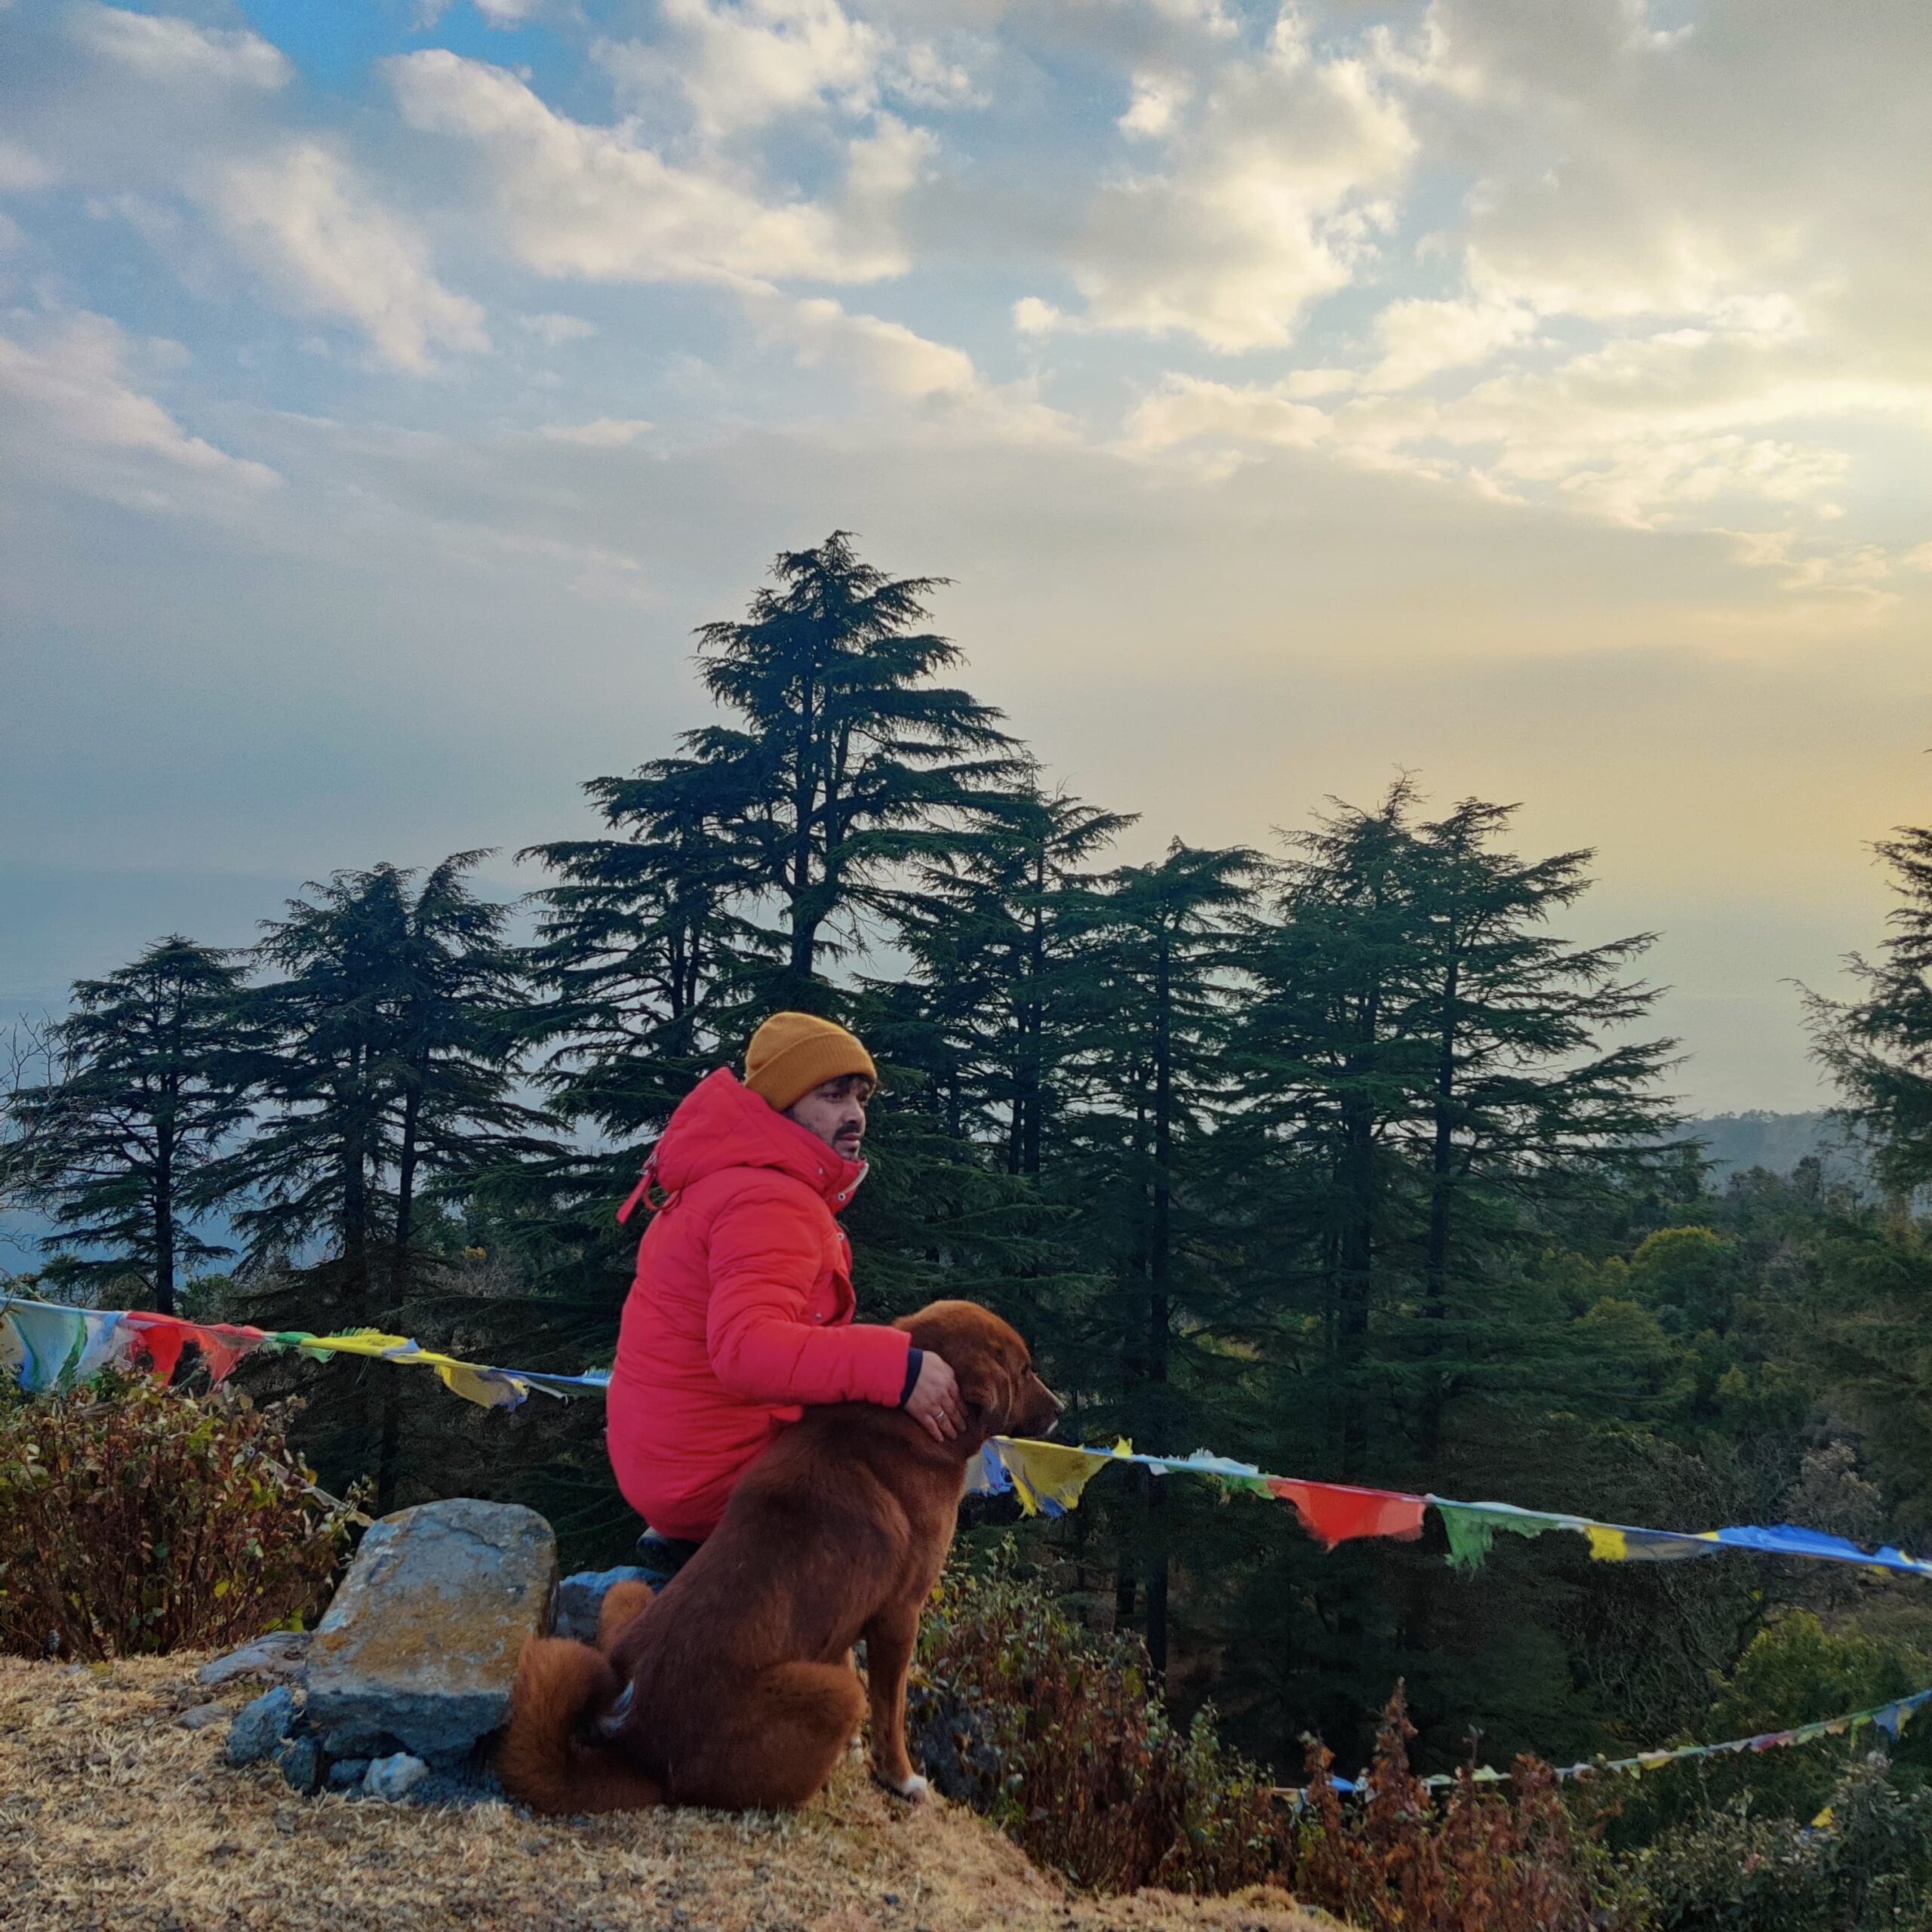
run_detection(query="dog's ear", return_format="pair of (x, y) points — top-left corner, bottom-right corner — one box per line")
(952, 1341), (1023, 1438)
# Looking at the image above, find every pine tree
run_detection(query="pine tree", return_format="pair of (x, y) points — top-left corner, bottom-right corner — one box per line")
(685, 531), (1028, 1003)
(1401, 796), (1680, 1452)
(208, 858), (550, 1503)
(8, 937), (250, 1315)
(890, 780), (1134, 1172)
(1229, 781), (1432, 1476)
(1062, 838), (1262, 1671)
(1807, 822), (1932, 1195)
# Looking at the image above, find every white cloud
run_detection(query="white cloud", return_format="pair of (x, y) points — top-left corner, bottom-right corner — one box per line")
(745, 288), (1071, 441)
(598, 0), (980, 135)
(761, 292), (978, 400)
(70, 5), (291, 91)
(654, 0), (884, 136)
(540, 416), (654, 445)
(210, 142), (489, 372)
(0, 310), (279, 503)
(1118, 71), (1189, 140)
(1365, 293), (1537, 390)
(388, 51), (924, 286)
(0, 140), (58, 194)
(1044, 14), (1414, 350)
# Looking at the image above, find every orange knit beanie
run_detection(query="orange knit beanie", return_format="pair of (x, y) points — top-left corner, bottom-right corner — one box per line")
(743, 1012), (878, 1113)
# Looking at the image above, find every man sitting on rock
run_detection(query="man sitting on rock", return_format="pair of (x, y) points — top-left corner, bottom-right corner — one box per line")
(605, 1012), (962, 1586)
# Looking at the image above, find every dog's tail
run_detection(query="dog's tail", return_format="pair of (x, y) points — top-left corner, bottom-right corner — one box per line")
(497, 1637), (666, 1814)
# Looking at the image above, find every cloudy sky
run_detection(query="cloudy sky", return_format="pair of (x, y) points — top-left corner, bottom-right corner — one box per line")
(2, 0), (1928, 1112)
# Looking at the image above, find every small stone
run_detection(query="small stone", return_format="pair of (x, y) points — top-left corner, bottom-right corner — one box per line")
(306, 1499), (556, 1761)
(277, 1737), (323, 1795)
(363, 1752), (430, 1802)
(174, 1703), (229, 1732)
(226, 1686), (296, 1767)
(198, 1632), (312, 1690)
(551, 1567), (654, 1644)
(327, 1758), (371, 1791)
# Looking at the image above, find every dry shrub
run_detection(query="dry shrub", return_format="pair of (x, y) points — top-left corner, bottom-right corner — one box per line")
(913, 1553), (1288, 1894)
(0, 1376), (356, 1660)
(1289, 1683), (1630, 1932)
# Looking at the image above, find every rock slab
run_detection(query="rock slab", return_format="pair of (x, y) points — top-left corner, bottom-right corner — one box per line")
(304, 1498), (556, 1762)
(551, 1566), (654, 1644)
(198, 1632), (312, 1690)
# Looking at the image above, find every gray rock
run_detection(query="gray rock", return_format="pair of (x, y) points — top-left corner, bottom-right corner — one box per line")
(226, 1686), (297, 1768)
(327, 1758), (371, 1792)
(305, 1498), (557, 1762)
(363, 1752), (429, 1801)
(277, 1737), (323, 1795)
(174, 1702), (229, 1731)
(551, 1566), (654, 1644)
(198, 1632), (312, 1690)
(318, 1727), (398, 1760)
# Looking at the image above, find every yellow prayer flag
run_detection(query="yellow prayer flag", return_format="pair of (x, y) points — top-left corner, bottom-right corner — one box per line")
(1586, 1525), (1630, 1562)
(432, 1361), (525, 1410)
(998, 1440), (1119, 1518)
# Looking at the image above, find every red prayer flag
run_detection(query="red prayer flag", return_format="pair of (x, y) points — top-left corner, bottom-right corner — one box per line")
(122, 1314), (267, 1384)
(1269, 1478), (1428, 1548)
(124, 1312), (191, 1380)
(191, 1323), (269, 1384)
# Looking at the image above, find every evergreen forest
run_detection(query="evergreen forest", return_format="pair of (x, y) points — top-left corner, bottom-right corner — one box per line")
(11, 531), (1932, 1847)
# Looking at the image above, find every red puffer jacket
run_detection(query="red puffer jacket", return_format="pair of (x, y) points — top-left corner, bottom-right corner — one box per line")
(605, 1068), (912, 1541)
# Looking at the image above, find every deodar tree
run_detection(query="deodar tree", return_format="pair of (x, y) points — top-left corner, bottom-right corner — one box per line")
(7, 937), (251, 1316)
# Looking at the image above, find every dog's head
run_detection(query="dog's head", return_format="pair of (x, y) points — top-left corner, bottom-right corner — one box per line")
(894, 1300), (1063, 1447)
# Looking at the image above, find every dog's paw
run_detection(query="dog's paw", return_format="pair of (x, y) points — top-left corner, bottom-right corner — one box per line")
(875, 1768), (929, 1803)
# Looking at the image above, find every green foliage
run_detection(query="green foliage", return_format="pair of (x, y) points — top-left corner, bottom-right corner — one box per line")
(0, 1377), (354, 1660)
(1633, 1756), (1932, 1931)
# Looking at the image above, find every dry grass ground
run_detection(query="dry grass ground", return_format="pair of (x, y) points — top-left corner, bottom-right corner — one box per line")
(0, 1656), (1341, 1932)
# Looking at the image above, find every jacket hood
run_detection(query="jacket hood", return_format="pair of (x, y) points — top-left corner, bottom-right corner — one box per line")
(648, 1067), (867, 1211)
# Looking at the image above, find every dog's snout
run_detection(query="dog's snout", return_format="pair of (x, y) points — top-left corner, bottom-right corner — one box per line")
(1022, 1374), (1065, 1438)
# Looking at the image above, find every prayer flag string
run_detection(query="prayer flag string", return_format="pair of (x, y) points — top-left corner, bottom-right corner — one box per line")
(1276, 1683), (1932, 1803)
(967, 1436), (1932, 1583)
(6, 1291), (1932, 1586)
(0, 1291), (610, 1415)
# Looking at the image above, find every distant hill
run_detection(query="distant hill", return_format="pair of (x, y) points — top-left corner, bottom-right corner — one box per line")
(1687, 1109), (1864, 1183)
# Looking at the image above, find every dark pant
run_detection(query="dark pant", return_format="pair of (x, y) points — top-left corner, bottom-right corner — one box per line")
(633, 1530), (703, 1590)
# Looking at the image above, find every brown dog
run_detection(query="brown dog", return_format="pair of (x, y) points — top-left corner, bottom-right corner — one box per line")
(497, 1299), (1061, 1814)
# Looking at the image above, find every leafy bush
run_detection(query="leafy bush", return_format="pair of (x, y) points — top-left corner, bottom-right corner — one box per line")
(1288, 1683), (1632, 1932)
(0, 1377), (356, 1660)
(912, 1549), (1288, 1893)
(1632, 1754), (1932, 1930)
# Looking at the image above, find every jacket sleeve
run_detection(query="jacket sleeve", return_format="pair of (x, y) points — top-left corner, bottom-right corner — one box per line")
(704, 1180), (912, 1409)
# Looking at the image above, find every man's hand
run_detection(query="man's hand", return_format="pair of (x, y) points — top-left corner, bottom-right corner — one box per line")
(903, 1352), (964, 1444)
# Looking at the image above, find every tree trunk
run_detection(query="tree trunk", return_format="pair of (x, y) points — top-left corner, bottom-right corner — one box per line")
(394, 1066), (423, 1271)
(1420, 952), (1460, 1456)
(1146, 928), (1174, 1672)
